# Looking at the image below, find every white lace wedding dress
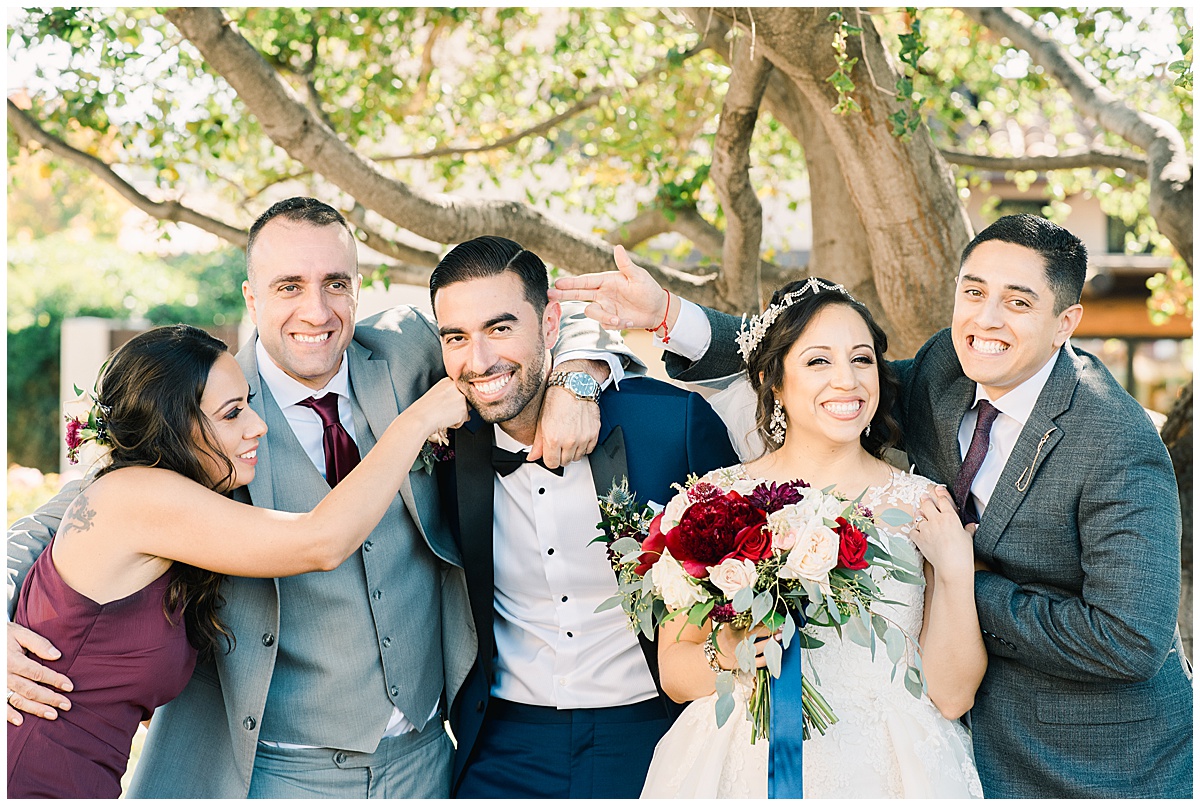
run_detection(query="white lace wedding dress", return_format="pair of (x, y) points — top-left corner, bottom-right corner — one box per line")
(640, 467), (983, 799)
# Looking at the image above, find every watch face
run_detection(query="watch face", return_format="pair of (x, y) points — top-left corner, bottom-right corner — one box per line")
(566, 373), (599, 398)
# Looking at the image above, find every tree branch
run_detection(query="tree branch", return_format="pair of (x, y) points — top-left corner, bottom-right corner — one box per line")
(344, 204), (440, 267)
(940, 147), (1149, 177)
(7, 99), (247, 247)
(373, 43), (705, 162)
(709, 32), (772, 312)
(165, 8), (716, 302)
(963, 6), (1191, 265)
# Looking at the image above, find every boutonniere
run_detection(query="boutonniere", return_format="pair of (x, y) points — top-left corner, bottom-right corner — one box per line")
(413, 430), (454, 475)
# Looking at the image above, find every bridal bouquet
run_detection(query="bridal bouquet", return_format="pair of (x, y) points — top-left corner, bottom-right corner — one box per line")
(596, 468), (925, 743)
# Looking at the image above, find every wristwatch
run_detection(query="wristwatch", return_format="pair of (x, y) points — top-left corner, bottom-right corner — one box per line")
(547, 371), (601, 403)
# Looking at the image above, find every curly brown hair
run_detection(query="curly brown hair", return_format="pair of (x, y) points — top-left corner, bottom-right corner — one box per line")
(743, 280), (902, 458)
(93, 324), (236, 660)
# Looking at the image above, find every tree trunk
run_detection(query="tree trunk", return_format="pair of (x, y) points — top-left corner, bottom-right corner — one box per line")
(698, 7), (971, 357)
(1161, 381), (1192, 659)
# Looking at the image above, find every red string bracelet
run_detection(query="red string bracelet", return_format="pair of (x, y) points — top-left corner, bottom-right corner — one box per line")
(644, 289), (672, 344)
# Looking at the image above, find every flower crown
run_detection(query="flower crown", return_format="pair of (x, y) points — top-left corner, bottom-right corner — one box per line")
(735, 277), (856, 362)
(65, 384), (114, 464)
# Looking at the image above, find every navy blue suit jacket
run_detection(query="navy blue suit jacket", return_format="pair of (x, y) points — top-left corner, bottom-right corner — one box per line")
(444, 376), (738, 792)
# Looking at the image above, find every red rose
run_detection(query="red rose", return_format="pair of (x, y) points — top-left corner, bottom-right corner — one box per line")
(729, 522), (773, 564)
(665, 491), (767, 578)
(835, 517), (869, 570)
(634, 513), (668, 576)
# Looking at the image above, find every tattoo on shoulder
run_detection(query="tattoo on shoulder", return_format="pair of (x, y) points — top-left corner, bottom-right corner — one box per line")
(61, 492), (97, 536)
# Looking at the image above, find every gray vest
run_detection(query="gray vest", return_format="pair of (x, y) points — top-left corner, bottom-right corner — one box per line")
(255, 382), (444, 751)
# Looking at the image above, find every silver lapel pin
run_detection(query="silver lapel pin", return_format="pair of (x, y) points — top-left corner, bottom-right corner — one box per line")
(1016, 427), (1057, 492)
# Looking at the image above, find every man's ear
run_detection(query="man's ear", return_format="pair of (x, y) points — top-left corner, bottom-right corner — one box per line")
(1053, 303), (1084, 349)
(544, 300), (562, 347)
(242, 279), (258, 324)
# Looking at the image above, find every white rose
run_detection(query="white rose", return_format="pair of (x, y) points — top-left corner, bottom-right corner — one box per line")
(652, 551), (709, 611)
(660, 489), (693, 532)
(777, 520), (839, 583)
(707, 558), (759, 598)
(792, 489), (845, 525)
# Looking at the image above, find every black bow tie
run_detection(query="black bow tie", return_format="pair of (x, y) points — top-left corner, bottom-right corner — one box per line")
(491, 445), (565, 477)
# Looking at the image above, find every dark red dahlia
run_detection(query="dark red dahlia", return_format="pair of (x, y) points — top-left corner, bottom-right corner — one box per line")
(746, 479), (809, 513)
(664, 491), (768, 578)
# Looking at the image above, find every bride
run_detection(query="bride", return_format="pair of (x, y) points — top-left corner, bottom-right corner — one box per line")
(604, 272), (986, 797)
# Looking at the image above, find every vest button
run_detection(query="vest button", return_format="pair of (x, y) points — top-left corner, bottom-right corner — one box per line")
(262, 633), (275, 647)
(373, 590), (383, 600)
(243, 716), (257, 731)
(364, 541), (373, 552)
(389, 686), (400, 697)
(334, 751), (348, 764)
(475, 700), (484, 713)
(381, 637), (392, 648)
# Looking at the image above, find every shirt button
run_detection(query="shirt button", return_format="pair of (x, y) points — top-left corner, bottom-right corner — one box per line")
(566, 631), (574, 638)
(373, 590), (383, 600)
(547, 548), (554, 556)
(558, 678), (567, 686)
(243, 716), (257, 731)
(538, 488), (546, 495)
(261, 633), (275, 647)
(364, 540), (374, 552)
(390, 686), (400, 697)
(561, 596), (568, 603)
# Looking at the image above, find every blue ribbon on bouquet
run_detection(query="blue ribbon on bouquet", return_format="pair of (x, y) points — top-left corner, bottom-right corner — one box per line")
(768, 636), (803, 798)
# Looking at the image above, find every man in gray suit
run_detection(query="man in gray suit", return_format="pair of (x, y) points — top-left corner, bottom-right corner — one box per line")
(551, 216), (1192, 798)
(7, 198), (624, 797)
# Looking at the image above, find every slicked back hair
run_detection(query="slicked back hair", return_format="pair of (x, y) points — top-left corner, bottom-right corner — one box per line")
(429, 235), (550, 315)
(960, 214), (1087, 314)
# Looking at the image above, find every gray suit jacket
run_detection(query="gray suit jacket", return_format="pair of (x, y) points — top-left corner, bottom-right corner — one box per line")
(665, 309), (1192, 798)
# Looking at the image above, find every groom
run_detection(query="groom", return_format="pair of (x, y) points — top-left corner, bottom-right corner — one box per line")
(552, 215), (1192, 798)
(424, 236), (738, 798)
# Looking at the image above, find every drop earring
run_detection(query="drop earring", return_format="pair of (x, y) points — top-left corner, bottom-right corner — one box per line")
(769, 398), (787, 444)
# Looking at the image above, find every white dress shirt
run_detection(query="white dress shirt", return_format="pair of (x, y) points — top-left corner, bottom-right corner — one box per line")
(254, 340), (433, 741)
(490, 427), (658, 708)
(957, 348), (1061, 516)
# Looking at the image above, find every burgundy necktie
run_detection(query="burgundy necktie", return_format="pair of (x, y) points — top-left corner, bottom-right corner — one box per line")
(952, 400), (1001, 525)
(297, 394), (361, 487)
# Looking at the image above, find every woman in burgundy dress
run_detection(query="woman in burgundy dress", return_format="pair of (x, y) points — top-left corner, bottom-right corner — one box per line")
(7, 325), (468, 798)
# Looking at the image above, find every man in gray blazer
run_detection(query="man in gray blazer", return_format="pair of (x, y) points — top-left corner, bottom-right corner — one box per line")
(551, 217), (1192, 798)
(6, 198), (625, 797)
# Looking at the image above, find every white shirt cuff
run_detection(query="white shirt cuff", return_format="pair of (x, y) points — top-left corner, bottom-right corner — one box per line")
(552, 350), (624, 390)
(655, 298), (712, 363)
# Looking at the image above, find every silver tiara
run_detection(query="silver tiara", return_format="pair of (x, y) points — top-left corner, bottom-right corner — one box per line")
(735, 277), (856, 362)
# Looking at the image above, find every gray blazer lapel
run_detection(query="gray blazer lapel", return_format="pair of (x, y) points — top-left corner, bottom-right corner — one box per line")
(235, 339), (275, 510)
(935, 372), (977, 481)
(346, 340), (460, 566)
(974, 347), (1078, 555)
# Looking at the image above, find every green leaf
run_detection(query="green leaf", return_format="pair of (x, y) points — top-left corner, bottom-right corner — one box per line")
(750, 590), (773, 625)
(903, 666), (924, 699)
(688, 599), (716, 626)
(594, 594), (624, 613)
(781, 610), (797, 649)
(763, 634), (782, 678)
(609, 536), (641, 554)
(714, 689), (735, 728)
(878, 507), (912, 527)
(735, 635), (755, 672)
(732, 586), (754, 613)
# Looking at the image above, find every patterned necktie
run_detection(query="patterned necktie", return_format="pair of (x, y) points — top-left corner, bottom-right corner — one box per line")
(952, 400), (1001, 525)
(297, 394), (361, 487)
(490, 445), (565, 477)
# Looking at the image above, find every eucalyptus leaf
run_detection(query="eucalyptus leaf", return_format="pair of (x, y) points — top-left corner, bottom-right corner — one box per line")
(750, 590), (773, 626)
(885, 625), (906, 666)
(904, 666), (923, 699)
(610, 536), (641, 554)
(781, 610), (797, 649)
(637, 603), (655, 639)
(735, 636), (755, 673)
(878, 506), (912, 527)
(764, 634), (782, 678)
(732, 586), (754, 613)
(593, 594), (624, 613)
(843, 612), (870, 647)
(714, 690), (735, 728)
